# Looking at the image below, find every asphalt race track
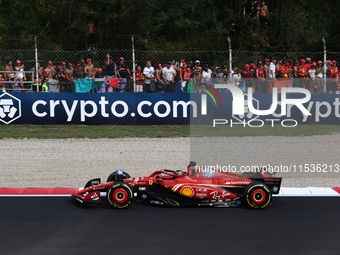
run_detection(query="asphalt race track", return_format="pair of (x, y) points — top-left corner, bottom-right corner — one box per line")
(0, 197), (339, 255)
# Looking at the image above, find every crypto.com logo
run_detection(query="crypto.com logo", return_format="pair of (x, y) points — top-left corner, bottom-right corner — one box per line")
(0, 93), (21, 124)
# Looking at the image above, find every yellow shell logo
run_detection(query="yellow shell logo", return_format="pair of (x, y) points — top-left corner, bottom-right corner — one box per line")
(181, 187), (194, 197)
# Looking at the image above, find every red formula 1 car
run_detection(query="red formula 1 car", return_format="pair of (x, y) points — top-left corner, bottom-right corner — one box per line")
(72, 162), (282, 209)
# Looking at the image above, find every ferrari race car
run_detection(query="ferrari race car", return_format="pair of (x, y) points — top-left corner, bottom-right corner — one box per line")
(72, 162), (282, 209)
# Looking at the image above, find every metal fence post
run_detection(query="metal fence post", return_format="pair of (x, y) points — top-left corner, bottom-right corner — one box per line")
(35, 36), (39, 92)
(322, 37), (326, 94)
(131, 35), (136, 92)
(227, 36), (232, 73)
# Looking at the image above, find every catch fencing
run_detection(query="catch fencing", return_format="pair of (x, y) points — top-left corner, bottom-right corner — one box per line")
(0, 36), (339, 93)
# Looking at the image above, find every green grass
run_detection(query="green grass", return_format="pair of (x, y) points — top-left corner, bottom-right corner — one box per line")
(0, 124), (339, 139)
(0, 125), (190, 139)
(191, 125), (340, 137)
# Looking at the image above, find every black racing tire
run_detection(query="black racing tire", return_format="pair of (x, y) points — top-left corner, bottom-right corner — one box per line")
(106, 171), (131, 182)
(107, 181), (133, 209)
(244, 181), (271, 209)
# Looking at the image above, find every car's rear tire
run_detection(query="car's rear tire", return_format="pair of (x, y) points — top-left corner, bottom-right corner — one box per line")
(106, 170), (131, 182)
(244, 181), (271, 209)
(107, 181), (133, 209)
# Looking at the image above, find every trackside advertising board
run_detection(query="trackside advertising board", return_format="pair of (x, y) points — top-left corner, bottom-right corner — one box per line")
(0, 92), (339, 125)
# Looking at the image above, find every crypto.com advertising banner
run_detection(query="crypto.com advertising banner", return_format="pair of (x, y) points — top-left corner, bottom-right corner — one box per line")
(190, 83), (340, 182)
(0, 92), (191, 125)
(0, 91), (339, 125)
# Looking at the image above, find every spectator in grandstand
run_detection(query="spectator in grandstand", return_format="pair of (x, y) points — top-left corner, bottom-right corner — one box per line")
(279, 60), (290, 79)
(249, 63), (256, 89)
(116, 57), (131, 92)
(298, 59), (307, 88)
(65, 63), (74, 92)
(84, 59), (95, 79)
(256, 61), (266, 92)
(222, 66), (228, 83)
(44, 61), (55, 80)
(192, 65), (204, 93)
(325, 60), (331, 81)
(259, 1), (269, 28)
(149, 56), (156, 66)
(74, 63), (84, 80)
(61, 62), (66, 72)
(229, 22), (239, 36)
(263, 58), (270, 80)
(134, 66), (144, 93)
(287, 60), (294, 78)
(233, 68), (243, 88)
(163, 61), (176, 92)
(5, 60), (14, 81)
(87, 20), (97, 51)
(137, 34), (148, 56)
(106, 54), (116, 78)
(308, 62), (317, 93)
(243, 0), (256, 19)
(154, 63), (164, 92)
(105, 54), (116, 92)
(143, 61), (155, 93)
(9, 74), (18, 92)
(243, 64), (251, 88)
(187, 61), (193, 69)
(48, 74), (59, 92)
(14, 60), (26, 91)
(291, 60), (299, 88)
(194, 60), (202, 73)
(275, 59), (282, 79)
(56, 66), (66, 92)
(182, 66), (192, 92)
(328, 60), (338, 94)
(30, 62), (44, 83)
(93, 68), (105, 93)
(0, 74), (5, 92)
(171, 59), (181, 86)
(179, 60), (187, 89)
(316, 61), (324, 94)
(202, 64), (212, 84)
(41, 78), (48, 92)
(305, 57), (312, 71)
(269, 57), (276, 80)
(213, 66), (224, 84)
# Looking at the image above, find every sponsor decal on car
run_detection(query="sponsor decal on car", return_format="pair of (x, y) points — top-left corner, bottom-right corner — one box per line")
(225, 181), (250, 185)
(180, 187), (194, 197)
(210, 191), (231, 200)
(150, 200), (163, 205)
(196, 193), (207, 198)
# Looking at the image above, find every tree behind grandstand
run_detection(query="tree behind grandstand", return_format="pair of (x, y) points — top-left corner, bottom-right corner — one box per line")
(0, 0), (339, 51)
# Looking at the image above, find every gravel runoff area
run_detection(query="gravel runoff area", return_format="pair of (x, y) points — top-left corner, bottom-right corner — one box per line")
(0, 135), (339, 188)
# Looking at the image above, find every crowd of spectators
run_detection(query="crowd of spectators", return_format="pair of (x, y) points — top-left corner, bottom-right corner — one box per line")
(231, 57), (339, 94)
(1, 55), (338, 94)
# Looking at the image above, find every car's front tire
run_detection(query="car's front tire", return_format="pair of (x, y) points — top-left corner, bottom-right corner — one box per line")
(244, 182), (271, 209)
(107, 181), (133, 209)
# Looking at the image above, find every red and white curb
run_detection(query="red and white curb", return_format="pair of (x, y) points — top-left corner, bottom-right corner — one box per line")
(275, 187), (340, 197)
(0, 187), (79, 197)
(0, 187), (339, 197)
